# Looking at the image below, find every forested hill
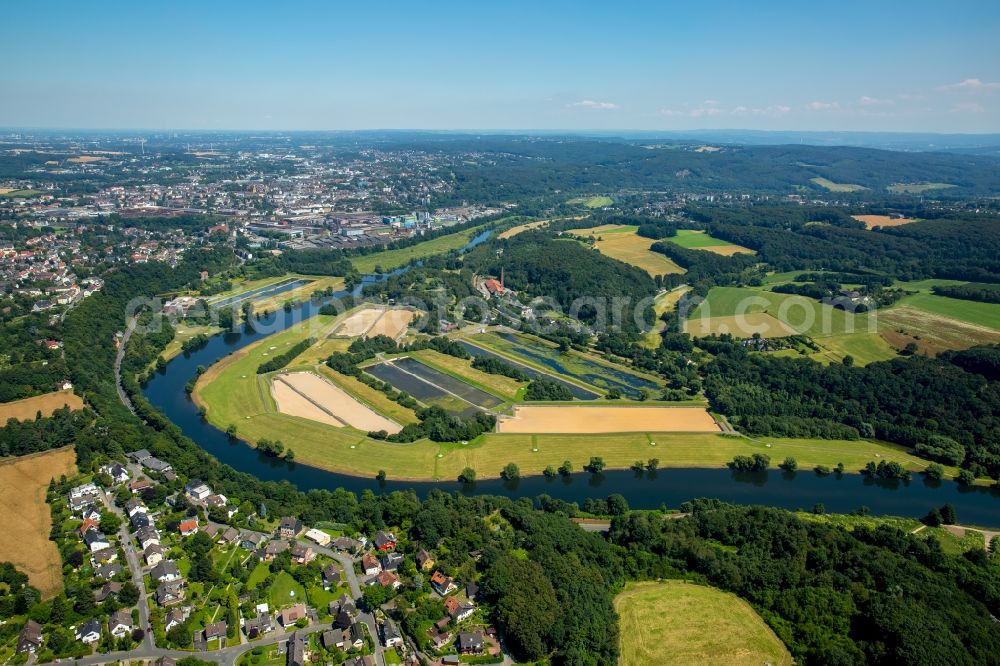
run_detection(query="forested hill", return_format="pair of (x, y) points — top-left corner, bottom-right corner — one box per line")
(434, 136), (1000, 201)
(462, 230), (657, 332)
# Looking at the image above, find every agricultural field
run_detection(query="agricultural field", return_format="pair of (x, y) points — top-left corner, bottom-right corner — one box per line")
(615, 581), (793, 666)
(878, 306), (1000, 356)
(893, 291), (1000, 330)
(568, 195), (614, 208)
(365, 356), (506, 414)
(810, 176), (867, 192)
(686, 286), (873, 339)
(565, 224), (684, 276)
(498, 219), (549, 238)
(886, 182), (956, 194)
(469, 330), (663, 398)
(851, 214), (918, 229)
(669, 229), (754, 255)
(808, 332), (899, 366)
(349, 224), (489, 274)
(271, 371), (401, 432)
(496, 405), (719, 433)
(0, 389), (84, 422)
(642, 286), (691, 348)
(0, 447), (78, 597)
(0, 188), (42, 198)
(333, 306), (416, 339)
(66, 155), (107, 163)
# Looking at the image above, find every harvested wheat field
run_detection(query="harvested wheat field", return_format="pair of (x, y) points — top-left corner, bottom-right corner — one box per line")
(272, 371), (401, 433)
(0, 389), (85, 423)
(336, 307), (384, 337)
(615, 581), (793, 666)
(0, 447), (78, 598)
(368, 308), (416, 339)
(67, 155), (107, 163)
(685, 313), (797, 338)
(852, 214), (917, 229)
(497, 405), (719, 434)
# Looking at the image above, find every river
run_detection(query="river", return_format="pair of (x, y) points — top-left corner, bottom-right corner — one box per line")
(140, 231), (1000, 524)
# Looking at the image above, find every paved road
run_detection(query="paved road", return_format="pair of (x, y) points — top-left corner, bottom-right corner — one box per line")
(113, 316), (138, 415)
(98, 488), (154, 652)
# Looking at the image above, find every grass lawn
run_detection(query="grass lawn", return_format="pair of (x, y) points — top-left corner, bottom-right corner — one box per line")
(0, 189), (42, 198)
(810, 176), (867, 192)
(204, 274), (297, 305)
(384, 648), (403, 664)
(642, 287), (691, 349)
(669, 230), (754, 255)
(269, 571), (307, 609)
(350, 224), (489, 274)
(809, 332), (899, 366)
(247, 561), (270, 588)
(565, 224), (684, 276)
(920, 526), (986, 555)
(614, 581), (793, 666)
(689, 286), (874, 338)
(497, 219), (549, 239)
(568, 195), (614, 208)
(253, 276), (345, 314)
(887, 182), (956, 194)
(238, 643), (287, 666)
(159, 324), (224, 364)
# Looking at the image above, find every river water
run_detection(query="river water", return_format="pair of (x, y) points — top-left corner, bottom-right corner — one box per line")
(140, 231), (1000, 524)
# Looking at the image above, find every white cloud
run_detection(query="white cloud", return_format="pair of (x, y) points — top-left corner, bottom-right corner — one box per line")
(859, 95), (893, 106)
(569, 100), (620, 110)
(806, 100), (839, 111)
(941, 78), (1000, 92)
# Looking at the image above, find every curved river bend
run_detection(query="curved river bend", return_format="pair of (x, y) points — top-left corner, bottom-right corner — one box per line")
(141, 235), (1000, 524)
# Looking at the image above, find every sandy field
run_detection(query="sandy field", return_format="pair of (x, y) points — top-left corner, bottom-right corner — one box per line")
(0, 389), (85, 423)
(699, 244), (755, 256)
(368, 308), (416, 339)
(336, 307), (385, 337)
(0, 447), (78, 598)
(498, 220), (549, 239)
(852, 214), (917, 229)
(67, 155), (107, 163)
(497, 405), (720, 434)
(272, 371), (401, 433)
(685, 313), (797, 338)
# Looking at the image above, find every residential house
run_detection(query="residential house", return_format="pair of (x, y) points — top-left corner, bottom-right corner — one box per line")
(94, 581), (122, 602)
(444, 596), (476, 622)
(156, 580), (185, 606)
(381, 551), (404, 572)
(241, 531), (266, 550)
(278, 603), (307, 627)
(332, 609), (354, 630)
(75, 618), (102, 644)
(164, 607), (190, 632)
(101, 462), (130, 484)
(92, 547), (118, 565)
(466, 581), (479, 601)
(263, 539), (290, 561)
(430, 570), (458, 596)
(416, 549), (434, 571)
(184, 479), (211, 501)
(130, 512), (152, 530)
(78, 517), (100, 537)
(144, 543), (165, 567)
(287, 631), (305, 666)
(83, 531), (111, 553)
(321, 628), (345, 650)
(376, 571), (400, 589)
(110, 609), (133, 638)
(203, 621), (227, 642)
(332, 536), (362, 554)
(127, 449), (152, 464)
(458, 631), (485, 655)
(290, 543), (314, 565)
(244, 612), (274, 639)
(156, 658), (176, 666)
(16, 620), (43, 654)
(143, 457), (173, 474)
(278, 516), (302, 538)
(124, 498), (146, 517)
(129, 478), (152, 493)
(136, 526), (160, 550)
(361, 553), (381, 576)
(322, 563), (340, 589)
(373, 530), (396, 551)
(428, 627), (452, 650)
(219, 526), (239, 545)
(343, 657), (375, 666)
(151, 560), (181, 582)
(178, 517), (199, 536)
(349, 622), (366, 649)
(381, 619), (403, 648)
(95, 563), (123, 581)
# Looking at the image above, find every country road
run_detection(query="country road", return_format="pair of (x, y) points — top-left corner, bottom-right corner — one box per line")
(114, 315), (138, 415)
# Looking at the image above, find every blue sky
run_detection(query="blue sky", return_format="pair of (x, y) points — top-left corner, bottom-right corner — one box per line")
(2, 1), (998, 132)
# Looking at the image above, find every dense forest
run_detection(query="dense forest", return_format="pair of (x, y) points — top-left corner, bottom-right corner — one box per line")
(463, 230), (657, 334)
(700, 340), (1000, 477)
